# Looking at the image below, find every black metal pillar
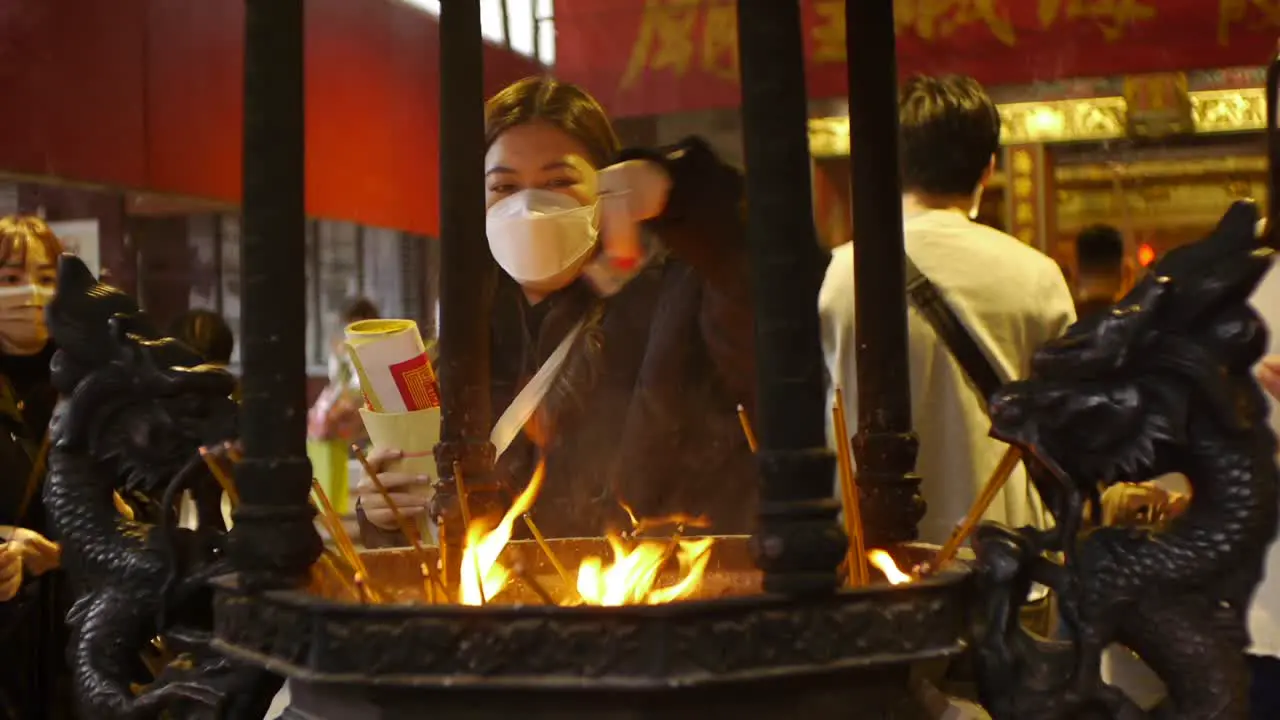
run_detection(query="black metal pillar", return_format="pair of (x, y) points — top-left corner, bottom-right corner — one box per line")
(845, 0), (926, 546)
(432, 0), (496, 589)
(738, 0), (846, 595)
(228, 0), (321, 588)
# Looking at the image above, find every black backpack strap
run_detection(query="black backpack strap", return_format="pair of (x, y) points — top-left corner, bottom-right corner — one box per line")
(904, 257), (1005, 405)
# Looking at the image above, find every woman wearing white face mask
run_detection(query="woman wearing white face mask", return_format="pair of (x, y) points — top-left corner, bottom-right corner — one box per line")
(0, 215), (73, 720)
(356, 77), (756, 541)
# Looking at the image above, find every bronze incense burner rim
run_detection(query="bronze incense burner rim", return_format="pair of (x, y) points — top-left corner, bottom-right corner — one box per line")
(210, 538), (973, 687)
(237, 536), (970, 617)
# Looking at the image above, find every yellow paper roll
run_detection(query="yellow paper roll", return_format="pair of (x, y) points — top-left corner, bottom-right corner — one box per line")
(344, 319), (437, 413)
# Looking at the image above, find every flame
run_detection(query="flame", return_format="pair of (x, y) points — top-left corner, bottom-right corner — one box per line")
(457, 459), (714, 606)
(459, 459), (546, 605)
(577, 534), (715, 606)
(868, 549), (911, 585)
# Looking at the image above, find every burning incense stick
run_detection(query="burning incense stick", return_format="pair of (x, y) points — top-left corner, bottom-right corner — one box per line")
(929, 446), (1023, 573)
(352, 445), (447, 602)
(832, 388), (868, 587)
(198, 447), (241, 507)
(736, 404), (759, 453)
(522, 513), (576, 590)
(311, 478), (382, 602)
(513, 563), (557, 605)
(453, 461), (487, 605)
(314, 548), (361, 601)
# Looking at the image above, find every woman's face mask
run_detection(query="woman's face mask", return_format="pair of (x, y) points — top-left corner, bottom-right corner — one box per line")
(0, 239), (55, 356)
(486, 189), (599, 293)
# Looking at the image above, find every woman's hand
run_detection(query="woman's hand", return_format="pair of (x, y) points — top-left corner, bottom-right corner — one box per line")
(597, 160), (672, 268)
(1259, 355), (1280, 403)
(0, 545), (22, 602)
(352, 448), (434, 531)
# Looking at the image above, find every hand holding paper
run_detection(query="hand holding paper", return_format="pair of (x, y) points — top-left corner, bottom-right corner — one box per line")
(347, 319), (442, 540)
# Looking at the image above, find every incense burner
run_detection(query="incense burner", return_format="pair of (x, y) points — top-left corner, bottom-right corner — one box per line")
(212, 539), (971, 719)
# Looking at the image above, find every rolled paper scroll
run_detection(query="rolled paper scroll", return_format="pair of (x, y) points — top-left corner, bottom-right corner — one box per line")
(359, 407), (442, 544)
(344, 319), (440, 413)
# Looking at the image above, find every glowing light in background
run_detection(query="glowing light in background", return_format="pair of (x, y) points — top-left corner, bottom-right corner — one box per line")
(1137, 243), (1156, 267)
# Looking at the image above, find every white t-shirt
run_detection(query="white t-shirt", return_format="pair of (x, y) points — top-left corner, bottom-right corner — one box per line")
(1248, 261), (1280, 657)
(818, 203), (1076, 544)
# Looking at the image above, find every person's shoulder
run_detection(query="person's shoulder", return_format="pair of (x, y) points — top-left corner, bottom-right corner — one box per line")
(819, 244), (854, 314)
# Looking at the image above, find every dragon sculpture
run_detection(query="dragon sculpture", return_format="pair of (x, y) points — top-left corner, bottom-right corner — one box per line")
(970, 200), (1279, 720)
(42, 255), (280, 719)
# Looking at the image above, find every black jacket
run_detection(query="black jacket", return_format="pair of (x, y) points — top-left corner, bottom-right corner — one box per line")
(363, 137), (757, 542)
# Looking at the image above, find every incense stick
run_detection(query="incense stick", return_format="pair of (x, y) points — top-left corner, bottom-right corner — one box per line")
(199, 447), (241, 507)
(929, 446), (1023, 573)
(832, 388), (868, 587)
(453, 461), (487, 605)
(352, 445), (447, 602)
(513, 563), (557, 605)
(311, 478), (382, 602)
(736, 404), (759, 453)
(522, 513), (576, 590)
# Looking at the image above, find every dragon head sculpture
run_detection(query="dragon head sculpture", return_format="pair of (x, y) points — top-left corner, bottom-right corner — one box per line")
(47, 254), (238, 512)
(988, 201), (1274, 500)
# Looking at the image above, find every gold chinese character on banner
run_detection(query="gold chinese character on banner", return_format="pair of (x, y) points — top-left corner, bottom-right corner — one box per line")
(1039, 0), (1156, 41)
(1218, 0), (1280, 46)
(621, 0), (701, 89)
(702, 3), (739, 82)
(811, 1), (847, 63)
(896, 0), (1018, 47)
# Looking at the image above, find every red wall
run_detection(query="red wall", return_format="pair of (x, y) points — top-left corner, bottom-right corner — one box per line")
(0, 0), (541, 236)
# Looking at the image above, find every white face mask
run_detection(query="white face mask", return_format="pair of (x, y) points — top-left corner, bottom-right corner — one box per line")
(0, 284), (53, 355)
(486, 190), (599, 293)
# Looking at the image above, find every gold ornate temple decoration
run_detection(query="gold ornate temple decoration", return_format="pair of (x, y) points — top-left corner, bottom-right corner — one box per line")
(808, 88), (1268, 157)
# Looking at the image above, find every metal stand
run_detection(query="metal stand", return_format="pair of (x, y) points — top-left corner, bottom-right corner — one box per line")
(738, 0), (846, 595)
(229, 0), (321, 589)
(432, 0), (498, 590)
(845, 0), (926, 547)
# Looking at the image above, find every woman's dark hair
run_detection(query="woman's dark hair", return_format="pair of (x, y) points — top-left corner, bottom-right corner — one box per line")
(169, 309), (235, 365)
(0, 215), (66, 267)
(898, 75), (1001, 197)
(341, 297), (380, 324)
(485, 77), (621, 168)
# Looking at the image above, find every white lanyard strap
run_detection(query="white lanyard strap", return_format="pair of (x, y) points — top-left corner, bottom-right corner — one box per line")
(489, 320), (586, 458)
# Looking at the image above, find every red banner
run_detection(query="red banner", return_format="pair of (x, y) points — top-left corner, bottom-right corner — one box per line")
(555, 0), (1280, 118)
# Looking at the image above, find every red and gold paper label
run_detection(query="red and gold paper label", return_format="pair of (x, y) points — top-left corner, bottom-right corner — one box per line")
(390, 353), (441, 410)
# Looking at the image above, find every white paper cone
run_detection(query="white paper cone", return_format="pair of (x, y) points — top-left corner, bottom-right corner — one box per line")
(359, 407), (441, 543)
(344, 319), (437, 413)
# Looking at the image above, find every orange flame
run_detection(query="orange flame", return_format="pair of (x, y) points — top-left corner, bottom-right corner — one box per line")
(458, 460), (714, 606)
(459, 459), (546, 605)
(576, 534), (714, 606)
(868, 549), (911, 585)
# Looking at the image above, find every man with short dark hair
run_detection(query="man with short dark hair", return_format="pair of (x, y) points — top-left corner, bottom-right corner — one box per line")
(1073, 224), (1131, 321)
(821, 74), (1075, 545)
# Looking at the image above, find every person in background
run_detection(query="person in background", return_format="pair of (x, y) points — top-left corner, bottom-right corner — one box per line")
(305, 298), (381, 516)
(820, 75), (1076, 548)
(1245, 255), (1280, 719)
(0, 215), (71, 719)
(1073, 223), (1132, 321)
(1262, 355), (1279, 402)
(169, 309), (235, 368)
(356, 76), (755, 541)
